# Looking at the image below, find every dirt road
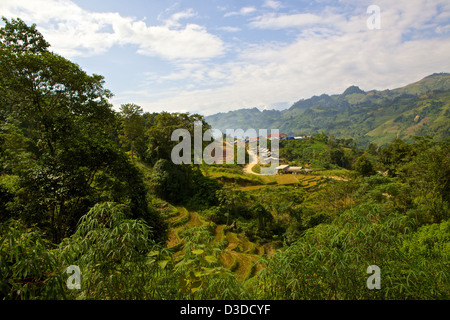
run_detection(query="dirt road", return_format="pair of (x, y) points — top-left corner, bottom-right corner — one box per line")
(243, 148), (262, 175)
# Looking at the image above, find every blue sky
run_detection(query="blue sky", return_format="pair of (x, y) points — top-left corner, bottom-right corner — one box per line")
(1, 0), (450, 116)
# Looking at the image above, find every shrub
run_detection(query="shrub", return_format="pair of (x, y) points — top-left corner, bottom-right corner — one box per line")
(0, 219), (66, 299)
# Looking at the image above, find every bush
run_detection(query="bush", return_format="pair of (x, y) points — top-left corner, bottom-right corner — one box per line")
(58, 202), (171, 299)
(0, 219), (66, 299)
(254, 203), (449, 299)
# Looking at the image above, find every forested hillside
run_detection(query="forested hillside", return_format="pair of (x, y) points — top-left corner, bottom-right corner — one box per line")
(1, 18), (449, 301)
(205, 73), (450, 147)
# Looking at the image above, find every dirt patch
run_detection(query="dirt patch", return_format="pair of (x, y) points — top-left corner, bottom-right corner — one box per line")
(214, 225), (226, 242)
(185, 211), (204, 228)
(230, 252), (253, 281)
(322, 176), (349, 181)
(263, 244), (275, 255)
(220, 251), (236, 269)
(226, 232), (239, 250)
(167, 230), (180, 248)
(168, 208), (185, 223)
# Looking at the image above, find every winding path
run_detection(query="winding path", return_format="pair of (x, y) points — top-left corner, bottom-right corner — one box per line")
(243, 148), (263, 175)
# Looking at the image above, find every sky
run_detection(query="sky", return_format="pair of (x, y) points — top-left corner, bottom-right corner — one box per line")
(1, 0), (450, 116)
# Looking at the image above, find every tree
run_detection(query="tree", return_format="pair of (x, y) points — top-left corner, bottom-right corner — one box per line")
(216, 187), (250, 224)
(251, 203), (273, 231)
(379, 138), (415, 176)
(401, 138), (450, 224)
(151, 159), (190, 203)
(329, 148), (350, 169)
(353, 155), (374, 176)
(119, 103), (144, 162)
(0, 17), (50, 54)
(368, 143), (378, 155)
(144, 112), (208, 165)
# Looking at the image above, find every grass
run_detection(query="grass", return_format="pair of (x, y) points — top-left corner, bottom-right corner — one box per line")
(251, 164), (261, 174)
(275, 174), (299, 185)
(237, 173), (325, 191)
(169, 207), (190, 228)
(258, 175), (277, 184)
(207, 171), (265, 187)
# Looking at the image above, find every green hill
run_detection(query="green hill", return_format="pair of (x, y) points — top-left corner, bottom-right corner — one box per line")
(205, 73), (450, 146)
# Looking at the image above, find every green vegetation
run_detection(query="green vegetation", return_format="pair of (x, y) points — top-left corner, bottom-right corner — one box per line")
(1, 18), (449, 300)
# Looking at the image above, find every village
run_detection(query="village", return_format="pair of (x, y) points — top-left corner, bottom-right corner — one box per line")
(244, 132), (314, 175)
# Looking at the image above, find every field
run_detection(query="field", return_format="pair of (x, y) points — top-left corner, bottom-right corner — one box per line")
(158, 163), (329, 282)
(163, 206), (274, 282)
(238, 173), (325, 191)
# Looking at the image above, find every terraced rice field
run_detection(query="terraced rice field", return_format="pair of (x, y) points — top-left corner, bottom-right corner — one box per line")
(239, 174), (324, 191)
(166, 207), (272, 282)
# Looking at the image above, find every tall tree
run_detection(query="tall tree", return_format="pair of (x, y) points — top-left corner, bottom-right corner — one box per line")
(353, 154), (374, 177)
(379, 138), (416, 176)
(119, 103), (144, 162)
(144, 112), (208, 165)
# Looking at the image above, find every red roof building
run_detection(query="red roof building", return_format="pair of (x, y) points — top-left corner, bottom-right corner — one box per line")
(267, 133), (287, 139)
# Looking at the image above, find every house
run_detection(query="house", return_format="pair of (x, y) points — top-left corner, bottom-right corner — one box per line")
(263, 156), (279, 163)
(275, 165), (303, 174)
(275, 165), (290, 173)
(268, 133), (287, 140)
(287, 166), (303, 174)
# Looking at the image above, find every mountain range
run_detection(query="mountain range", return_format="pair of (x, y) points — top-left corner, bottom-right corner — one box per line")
(204, 73), (450, 147)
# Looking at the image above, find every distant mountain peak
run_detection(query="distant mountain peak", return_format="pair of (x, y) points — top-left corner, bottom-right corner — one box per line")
(343, 85), (365, 95)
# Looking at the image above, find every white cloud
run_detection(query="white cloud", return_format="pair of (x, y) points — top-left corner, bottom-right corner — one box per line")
(218, 26), (242, 32)
(161, 8), (197, 28)
(0, 0), (224, 60)
(263, 0), (282, 10)
(224, 7), (257, 17)
(250, 12), (331, 29)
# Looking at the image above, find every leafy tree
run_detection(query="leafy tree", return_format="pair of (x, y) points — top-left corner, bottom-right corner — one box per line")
(368, 143), (378, 155)
(216, 187), (249, 225)
(329, 148), (350, 169)
(144, 112), (207, 165)
(151, 159), (190, 204)
(353, 154), (374, 176)
(188, 168), (221, 209)
(119, 103), (144, 162)
(401, 138), (450, 224)
(0, 17), (50, 54)
(251, 203), (273, 231)
(379, 138), (416, 176)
